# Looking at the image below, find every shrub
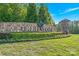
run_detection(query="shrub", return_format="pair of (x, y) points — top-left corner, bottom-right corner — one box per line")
(0, 32), (70, 42)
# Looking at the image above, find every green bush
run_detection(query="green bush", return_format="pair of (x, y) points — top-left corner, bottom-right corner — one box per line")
(0, 32), (70, 42)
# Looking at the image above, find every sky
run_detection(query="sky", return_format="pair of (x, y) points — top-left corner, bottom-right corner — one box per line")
(46, 3), (79, 24)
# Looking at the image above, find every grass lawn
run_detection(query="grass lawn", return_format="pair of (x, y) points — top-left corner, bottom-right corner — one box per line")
(0, 34), (79, 56)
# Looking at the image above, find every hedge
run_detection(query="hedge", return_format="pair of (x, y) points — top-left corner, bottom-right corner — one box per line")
(0, 32), (70, 43)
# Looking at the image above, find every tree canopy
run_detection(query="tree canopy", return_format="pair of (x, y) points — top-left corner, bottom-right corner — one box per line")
(0, 3), (54, 24)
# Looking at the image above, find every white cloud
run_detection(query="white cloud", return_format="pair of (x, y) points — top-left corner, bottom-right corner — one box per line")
(60, 7), (79, 14)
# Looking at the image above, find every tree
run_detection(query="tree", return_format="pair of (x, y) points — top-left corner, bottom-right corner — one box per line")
(38, 4), (53, 24)
(58, 19), (70, 34)
(57, 19), (79, 34)
(0, 4), (27, 22)
(25, 3), (38, 23)
(0, 3), (55, 25)
(0, 4), (9, 22)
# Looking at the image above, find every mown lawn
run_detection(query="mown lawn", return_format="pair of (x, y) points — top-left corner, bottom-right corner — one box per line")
(0, 34), (79, 56)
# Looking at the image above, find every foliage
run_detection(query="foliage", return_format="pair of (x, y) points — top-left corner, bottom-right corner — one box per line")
(56, 20), (79, 34)
(0, 32), (70, 42)
(0, 3), (54, 24)
(38, 4), (53, 24)
(68, 21), (79, 34)
(25, 3), (37, 22)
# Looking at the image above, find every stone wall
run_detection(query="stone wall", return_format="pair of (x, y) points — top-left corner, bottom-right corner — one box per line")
(0, 22), (56, 33)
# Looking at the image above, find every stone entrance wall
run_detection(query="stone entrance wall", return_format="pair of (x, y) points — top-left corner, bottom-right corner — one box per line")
(0, 22), (56, 33)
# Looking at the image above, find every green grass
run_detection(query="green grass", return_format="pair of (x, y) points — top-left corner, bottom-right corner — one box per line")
(0, 34), (79, 56)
